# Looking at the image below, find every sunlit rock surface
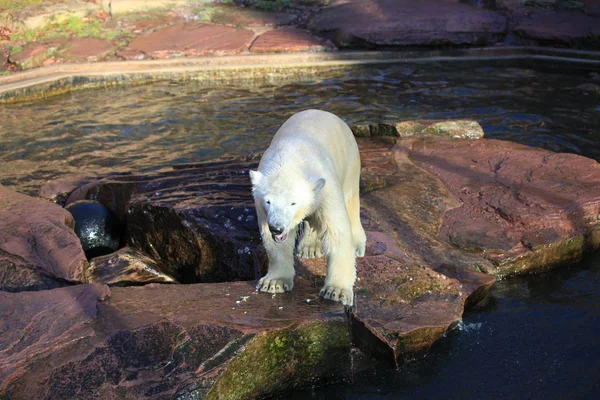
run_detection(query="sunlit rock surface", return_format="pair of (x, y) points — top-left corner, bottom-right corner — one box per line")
(408, 137), (600, 277)
(0, 281), (356, 399)
(87, 247), (177, 286)
(0, 184), (86, 292)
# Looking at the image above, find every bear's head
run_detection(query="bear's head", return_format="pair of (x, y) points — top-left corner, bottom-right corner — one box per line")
(250, 168), (325, 243)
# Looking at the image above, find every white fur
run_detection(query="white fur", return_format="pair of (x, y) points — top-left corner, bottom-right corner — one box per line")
(250, 109), (366, 306)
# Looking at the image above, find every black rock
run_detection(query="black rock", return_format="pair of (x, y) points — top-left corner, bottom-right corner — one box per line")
(65, 200), (121, 259)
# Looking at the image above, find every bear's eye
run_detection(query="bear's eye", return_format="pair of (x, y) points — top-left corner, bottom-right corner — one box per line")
(291, 202), (297, 206)
(266, 200), (271, 205)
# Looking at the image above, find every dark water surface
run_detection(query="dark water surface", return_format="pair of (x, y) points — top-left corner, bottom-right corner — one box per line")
(1, 59), (600, 399)
(286, 253), (600, 400)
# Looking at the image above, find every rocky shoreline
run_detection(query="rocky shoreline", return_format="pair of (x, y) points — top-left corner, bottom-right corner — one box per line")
(2, 120), (600, 398)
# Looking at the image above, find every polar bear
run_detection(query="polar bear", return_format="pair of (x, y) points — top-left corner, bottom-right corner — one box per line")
(249, 109), (366, 306)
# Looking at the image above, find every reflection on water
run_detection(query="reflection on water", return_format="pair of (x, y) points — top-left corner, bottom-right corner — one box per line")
(286, 253), (600, 399)
(1, 60), (599, 194)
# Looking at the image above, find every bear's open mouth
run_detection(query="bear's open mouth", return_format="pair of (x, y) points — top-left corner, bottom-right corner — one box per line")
(272, 233), (288, 243)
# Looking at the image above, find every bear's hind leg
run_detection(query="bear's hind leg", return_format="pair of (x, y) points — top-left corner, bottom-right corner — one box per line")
(296, 220), (324, 259)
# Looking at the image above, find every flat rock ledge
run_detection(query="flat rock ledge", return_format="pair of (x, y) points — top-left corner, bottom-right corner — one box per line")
(3, 120), (600, 398)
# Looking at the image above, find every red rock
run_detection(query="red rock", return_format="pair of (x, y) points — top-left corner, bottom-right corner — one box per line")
(308, 0), (507, 47)
(126, 23), (254, 57)
(38, 175), (96, 205)
(62, 37), (114, 61)
(0, 284), (110, 396)
(0, 184), (87, 292)
(8, 43), (55, 70)
(63, 134), (497, 370)
(407, 137), (600, 276)
(250, 27), (335, 52)
(0, 280), (355, 399)
(87, 247), (178, 285)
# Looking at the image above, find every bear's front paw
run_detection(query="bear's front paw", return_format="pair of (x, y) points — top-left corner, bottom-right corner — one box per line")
(256, 275), (294, 293)
(320, 283), (353, 306)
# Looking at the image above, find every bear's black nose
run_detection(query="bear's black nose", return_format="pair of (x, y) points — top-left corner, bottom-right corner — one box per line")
(269, 225), (284, 235)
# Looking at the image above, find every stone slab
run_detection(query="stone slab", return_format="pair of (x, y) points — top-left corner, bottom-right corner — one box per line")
(250, 27), (335, 53)
(62, 37), (115, 62)
(126, 23), (255, 58)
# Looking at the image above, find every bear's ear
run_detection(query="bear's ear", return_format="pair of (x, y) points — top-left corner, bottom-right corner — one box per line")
(313, 178), (326, 194)
(249, 170), (263, 186)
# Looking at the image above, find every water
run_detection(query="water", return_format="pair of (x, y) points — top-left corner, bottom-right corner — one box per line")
(1, 59), (599, 194)
(286, 252), (600, 399)
(1, 58), (600, 398)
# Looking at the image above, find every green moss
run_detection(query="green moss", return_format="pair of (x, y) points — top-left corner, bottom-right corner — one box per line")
(395, 326), (448, 354)
(492, 229), (600, 278)
(208, 321), (351, 400)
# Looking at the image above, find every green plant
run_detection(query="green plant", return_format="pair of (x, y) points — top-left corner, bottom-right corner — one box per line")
(0, 0), (47, 11)
(9, 13), (133, 43)
(9, 45), (22, 55)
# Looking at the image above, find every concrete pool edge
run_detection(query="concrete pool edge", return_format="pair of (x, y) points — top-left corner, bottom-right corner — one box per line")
(1, 46), (600, 104)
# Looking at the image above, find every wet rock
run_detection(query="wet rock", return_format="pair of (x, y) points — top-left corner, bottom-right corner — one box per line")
(87, 247), (178, 285)
(576, 82), (600, 93)
(407, 137), (600, 277)
(125, 23), (254, 58)
(308, 0), (507, 47)
(0, 280), (361, 399)
(296, 228), (491, 368)
(66, 155), (264, 284)
(0, 284), (110, 398)
(65, 200), (122, 259)
(0, 184), (86, 292)
(351, 119), (485, 139)
(38, 175), (97, 205)
(250, 27), (335, 53)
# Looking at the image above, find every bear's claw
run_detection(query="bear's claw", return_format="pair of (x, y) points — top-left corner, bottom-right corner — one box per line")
(320, 284), (353, 306)
(296, 244), (323, 259)
(257, 276), (294, 294)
